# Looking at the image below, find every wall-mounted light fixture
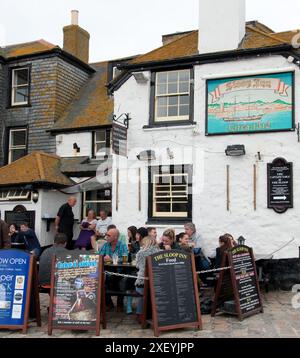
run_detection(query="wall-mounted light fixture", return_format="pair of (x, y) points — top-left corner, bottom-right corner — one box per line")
(238, 236), (246, 246)
(73, 143), (80, 153)
(133, 72), (149, 84)
(137, 150), (156, 161)
(225, 145), (246, 157)
(32, 190), (39, 204)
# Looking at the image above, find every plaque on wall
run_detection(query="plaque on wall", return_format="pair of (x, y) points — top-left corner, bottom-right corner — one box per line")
(267, 157), (293, 214)
(5, 206), (36, 230)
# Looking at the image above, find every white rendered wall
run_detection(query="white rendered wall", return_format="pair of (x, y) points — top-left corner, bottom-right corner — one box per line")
(198, 0), (246, 54)
(113, 55), (300, 259)
(56, 132), (92, 157)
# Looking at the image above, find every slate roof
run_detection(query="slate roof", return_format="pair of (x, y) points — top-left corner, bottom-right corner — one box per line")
(0, 152), (74, 187)
(60, 156), (106, 176)
(51, 61), (113, 132)
(129, 21), (300, 66)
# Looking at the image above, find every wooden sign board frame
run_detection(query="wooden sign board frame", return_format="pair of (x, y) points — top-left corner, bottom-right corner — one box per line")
(142, 251), (202, 337)
(0, 252), (41, 334)
(212, 246), (263, 321)
(48, 254), (106, 336)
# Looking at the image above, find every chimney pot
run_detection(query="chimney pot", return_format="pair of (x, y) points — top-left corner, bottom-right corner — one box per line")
(71, 10), (79, 25)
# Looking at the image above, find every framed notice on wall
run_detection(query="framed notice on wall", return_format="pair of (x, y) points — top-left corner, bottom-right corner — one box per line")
(206, 72), (294, 135)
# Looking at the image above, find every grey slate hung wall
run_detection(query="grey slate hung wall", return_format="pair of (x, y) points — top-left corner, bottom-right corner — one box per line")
(0, 55), (90, 167)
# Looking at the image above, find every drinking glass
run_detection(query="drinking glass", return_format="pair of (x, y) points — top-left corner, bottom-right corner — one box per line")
(112, 253), (118, 265)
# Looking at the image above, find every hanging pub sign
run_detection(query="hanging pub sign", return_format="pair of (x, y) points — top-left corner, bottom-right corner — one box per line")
(268, 157), (293, 214)
(142, 250), (202, 337)
(112, 113), (130, 157)
(0, 250), (41, 333)
(212, 245), (263, 321)
(48, 252), (105, 336)
(206, 71), (294, 135)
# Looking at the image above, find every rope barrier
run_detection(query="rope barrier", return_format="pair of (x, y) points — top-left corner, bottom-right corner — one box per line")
(104, 265), (232, 281)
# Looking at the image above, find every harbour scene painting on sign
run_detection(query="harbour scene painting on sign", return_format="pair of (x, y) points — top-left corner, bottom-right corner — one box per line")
(206, 72), (294, 135)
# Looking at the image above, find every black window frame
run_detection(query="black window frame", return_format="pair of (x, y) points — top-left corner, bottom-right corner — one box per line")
(148, 164), (193, 224)
(8, 65), (32, 108)
(147, 67), (195, 128)
(6, 126), (28, 165)
(92, 128), (111, 158)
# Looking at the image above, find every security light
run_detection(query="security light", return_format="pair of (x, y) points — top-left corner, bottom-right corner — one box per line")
(225, 145), (246, 157)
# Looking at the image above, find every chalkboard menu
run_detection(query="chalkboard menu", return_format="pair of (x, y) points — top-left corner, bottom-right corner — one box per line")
(112, 122), (127, 157)
(144, 250), (202, 337)
(5, 210), (35, 230)
(48, 252), (105, 336)
(268, 157), (293, 214)
(0, 250), (41, 333)
(212, 245), (263, 321)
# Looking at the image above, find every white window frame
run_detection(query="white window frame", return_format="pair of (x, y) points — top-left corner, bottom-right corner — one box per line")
(154, 69), (190, 122)
(152, 173), (189, 218)
(0, 189), (31, 201)
(8, 128), (27, 164)
(11, 67), (30, 106)
(93, 130), (111, 158)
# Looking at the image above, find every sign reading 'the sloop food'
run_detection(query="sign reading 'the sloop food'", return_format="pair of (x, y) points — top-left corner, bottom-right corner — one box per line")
(268, 157), (293, 214)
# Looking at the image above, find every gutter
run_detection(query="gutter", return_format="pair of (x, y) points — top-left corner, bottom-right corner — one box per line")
(108, 44), (296, 93)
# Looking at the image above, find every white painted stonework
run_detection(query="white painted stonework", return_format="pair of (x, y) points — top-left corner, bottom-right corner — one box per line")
(56, 132), (92, 157)
(112, 55), (300, 259)
(198, 0), (246, 54)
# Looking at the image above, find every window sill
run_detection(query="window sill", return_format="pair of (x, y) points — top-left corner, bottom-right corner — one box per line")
(143, 121), (196, 131)
(7, 104), (32, 109)
(146, 218), (191, 226)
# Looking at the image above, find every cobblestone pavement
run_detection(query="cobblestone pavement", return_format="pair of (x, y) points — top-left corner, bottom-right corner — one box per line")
(0, 290), (299, 338)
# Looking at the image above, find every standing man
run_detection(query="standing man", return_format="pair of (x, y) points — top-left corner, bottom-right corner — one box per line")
(0, 219), (10, 249)
(55, 197), (77, 250)
(96, 210), (112, 239)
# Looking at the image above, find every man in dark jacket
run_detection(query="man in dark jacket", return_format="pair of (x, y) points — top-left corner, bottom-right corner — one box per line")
(0, 219), (10, 249)
(19, 223), (41, 258)
(55, 197), (77, 250)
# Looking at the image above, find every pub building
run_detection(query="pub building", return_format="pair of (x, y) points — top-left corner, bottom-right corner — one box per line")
(0, 0), (299, 287)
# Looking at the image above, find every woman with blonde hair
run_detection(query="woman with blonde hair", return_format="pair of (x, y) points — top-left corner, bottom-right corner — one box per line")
(135, 236), (160, 323)
(159, 228), (181, 251)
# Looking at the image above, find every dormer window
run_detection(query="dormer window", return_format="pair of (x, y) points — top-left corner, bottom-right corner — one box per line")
(149, 68), (194, 126)
(92, 129), (111, 158)
(11, 67), (30, 106)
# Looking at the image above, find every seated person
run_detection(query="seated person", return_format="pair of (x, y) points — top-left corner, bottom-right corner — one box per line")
(176, 232), (192, 252)
(215, 234), (234, 268)
(19, 223), (41, 258)
(39, 233), (68, 286)
(74, 209), (97, 251)
(99, 228), (128, 311)
(159, 228), (181, 251)
(91, 234), (106, 252)
(131, 227), (148, 254)
(8, 224), (23, 245)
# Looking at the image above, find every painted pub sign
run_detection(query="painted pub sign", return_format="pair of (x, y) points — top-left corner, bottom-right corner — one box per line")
(206, 72), (294, 135)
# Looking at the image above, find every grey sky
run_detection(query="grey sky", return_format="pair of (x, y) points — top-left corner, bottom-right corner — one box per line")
(1, 0), (300, 63)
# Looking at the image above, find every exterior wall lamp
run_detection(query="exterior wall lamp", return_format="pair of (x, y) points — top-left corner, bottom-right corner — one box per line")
(32, 190), (39, 204)
(137, 150), (156, 161)
(238, 236), (246, 246)
(225, 145), (246, 157)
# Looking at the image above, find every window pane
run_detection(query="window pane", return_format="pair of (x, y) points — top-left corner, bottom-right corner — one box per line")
(11, 149), (27, 162)
(157, 72), (167, 84)
(14, 69), (29, 86)
(179, 82), (189, 93)
(14, 87), (29, 103)
(168, 106), (178, 117)
(95, 142), (106, 154)
(84, 202), (112, 217)
(169, 96), (178, 106)
(179, 70), (190, 82)
(156, 203), (171, 213)
(157, 106), (168, 118)
(95, 130), (106, 142)
(168, 83), (178, 94)
(180, 95), (190, 105)
(157, 97), (168, 106)
(11, 130), (26, 146)
(179, 105), (189, 116)
(168, 71), (178, 83)
(172, 202), (188, 213)
(85, 189), (111, 201)
(157, 84), (167, 95)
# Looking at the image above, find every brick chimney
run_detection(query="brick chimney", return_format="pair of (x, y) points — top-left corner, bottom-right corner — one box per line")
(63, 10), (90, 63)
(198, 0), (246, 54)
